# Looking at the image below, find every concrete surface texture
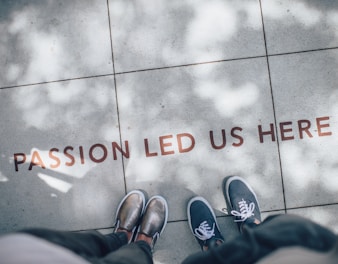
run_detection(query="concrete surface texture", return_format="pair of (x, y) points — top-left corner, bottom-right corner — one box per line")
(0, 0), (338, 263)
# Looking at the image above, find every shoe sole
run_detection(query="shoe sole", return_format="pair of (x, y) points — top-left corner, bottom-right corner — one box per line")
(187, 196), (221, 236)
(222, 176), (260, 214)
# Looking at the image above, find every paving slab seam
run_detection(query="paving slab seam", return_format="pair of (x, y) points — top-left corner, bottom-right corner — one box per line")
(106, 0), (128, 195)
(0, 73), (115, 90)
(113, 55), (267, 76)
(259, 0), (287, 216)
(286, 203), (338, 212)
(2, 46), (336, 90)
(268, 46), (338, 58)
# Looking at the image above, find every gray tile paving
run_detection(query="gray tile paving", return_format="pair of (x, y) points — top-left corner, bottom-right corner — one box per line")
(117, 58), (284, 222)
(0, 0), (113, 88)
(0, 76), (125, 232)
(269, 49), (338, 208)
(0, 0), (338, 263)
(109, 0), (265, 73)
(289, 204), (338, 233)
(262, 0), (338, 54)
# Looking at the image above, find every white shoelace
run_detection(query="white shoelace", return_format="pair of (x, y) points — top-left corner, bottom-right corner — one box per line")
(194, 221), (215, 240)
(231, 198), (255, 222)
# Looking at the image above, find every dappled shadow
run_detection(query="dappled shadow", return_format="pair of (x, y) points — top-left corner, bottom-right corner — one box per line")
(0, 0), (127, 233)
(269, 49), (338, 208)
(261, 0), (338, 54)
(110, 0), (338, 226)
(0, 75), (125, 232)
(0, 0), (113, 88)
(116, 57), (284, 222)
(0, 2), (337, 256)
(109, 0), (266, 73)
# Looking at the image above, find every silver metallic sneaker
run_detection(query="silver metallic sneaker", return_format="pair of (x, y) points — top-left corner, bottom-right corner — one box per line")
(136, 195), (168, 249)
(114, 190), (146, 243)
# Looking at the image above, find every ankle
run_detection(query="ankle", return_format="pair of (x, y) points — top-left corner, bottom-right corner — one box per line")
(117, 229), (133, 242)
(202, 239), (223, 251)
(241, 218), (261, 232)
(135, 233), (153, 246)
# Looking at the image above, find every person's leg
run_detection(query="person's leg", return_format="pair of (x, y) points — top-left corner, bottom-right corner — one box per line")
(183, 176), (337, 264)
(183, 214), (337, 264)
(100, 241), (153, 264)
(101, 195), (168, 264)
(21, 190), (146, 261)
(20, 229), (127, 259)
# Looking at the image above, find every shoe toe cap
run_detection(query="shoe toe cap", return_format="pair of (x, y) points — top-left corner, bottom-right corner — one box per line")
(140, 197), (168, 237)
(117, 193), (144, 230)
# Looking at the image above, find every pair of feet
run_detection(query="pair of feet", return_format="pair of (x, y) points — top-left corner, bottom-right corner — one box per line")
(187, 176), (261, 251)
(114, 191), (168, 250)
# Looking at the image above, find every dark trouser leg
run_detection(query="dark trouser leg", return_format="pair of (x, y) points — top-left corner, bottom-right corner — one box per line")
(20, 229), (127, 260)
(182, 214), (337, 264)
(101, 241), (153, 264)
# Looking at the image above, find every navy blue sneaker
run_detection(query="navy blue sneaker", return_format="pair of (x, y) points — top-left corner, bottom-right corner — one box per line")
(223, 176), (261, 232)
(187, 196), (224, 251)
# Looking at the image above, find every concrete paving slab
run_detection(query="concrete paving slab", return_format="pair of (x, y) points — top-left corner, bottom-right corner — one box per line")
(109, 0), (265, 73)
(0, 0), (338, 263)
(288, 204), (338, 233)
(117, 58), (285, 222)
(0, 0), (113, 88)
(0, 76), (125, 233)
(269, 49), (338, 208)
(262, 0), (338, 54)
